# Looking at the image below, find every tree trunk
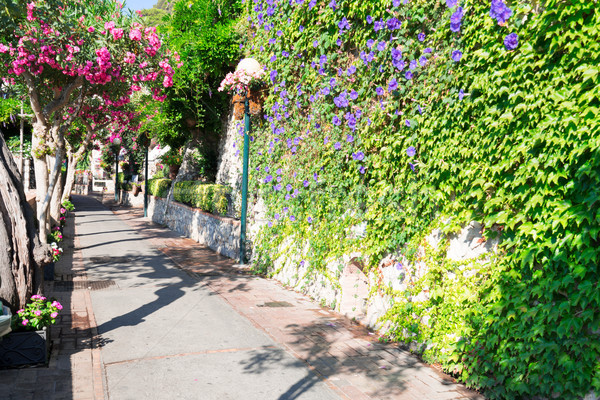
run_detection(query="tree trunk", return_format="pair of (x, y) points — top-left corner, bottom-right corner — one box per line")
(31, 122), (49, 236)
(62, 152), (76, 204)
(32, 121), (65, 243)
(0, 132), (50, 312)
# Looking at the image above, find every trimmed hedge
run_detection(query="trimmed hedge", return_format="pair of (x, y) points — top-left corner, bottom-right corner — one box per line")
(173, 181), (230, 215)
(148, 178), (172, 198)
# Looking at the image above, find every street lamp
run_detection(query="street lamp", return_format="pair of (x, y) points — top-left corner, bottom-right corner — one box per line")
(113, 137), (121, 203)
(138, 132), (151, 218)
(236, 58), (261, 264)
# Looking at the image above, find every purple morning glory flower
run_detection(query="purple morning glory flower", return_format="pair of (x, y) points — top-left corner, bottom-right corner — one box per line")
(307, 216), (313, 223)
(321, 86), (330, 96)
(264, 174), (273, 183)
(417, 104), (423, 114)
(319, 54), (327, 65)
(274, 183), (282, 191)
(406, 146), (416, 157)
(338, 17), (350, 30)
(330, 78), (337, 87)
(334, 142), (342, 150)
(419, 56), (428, 66)
(395, 262), (403, 271)
(405, 119), (411, 127)
(387, 17), (401, 30)
(270, 70), (278, 82)
(376, 86), (384, 96)
(424, 47), (433, 53)
(303, 180), (309, 187)
(459, 88), (465, 100)
(388, 78), (398, 91)
(405, 71), (413, 80)
(377, 41), (386, 51)
(347, 65), (356, 75)
(409, 59), (417, 70)
(374, 19), (384, 32)
(286, 184), (293, 191)
(452, 50), (462, 62)
(359, 166), (366, 174)
(309, 0), (316, 9)
(346, 134), (354, 142)
(352, 151), (365, 161)
(329, 0), (337, 9)
(290, 215), (295, 222)
(285, 194), (291, 200)
(350, 90), (358, 100)
(274, 213), (280, 220)
(393, 0), (401, 6)
(277, 176), (282, 182)
(366, 15), (373, 24)
(504, 32), (518, 50)
(336, 38), (343, 46)
(313, 172), (318, 181)
(409, 162), (416, 172)
(332, 115), (341, 126)
(450, 7), (463, 32)
(313, 40), (319, 47)
(268, 221), (273, 227)
(367, 39), (375, 48)
(418, 32), (425, 42)
(446, 0), (457, 7)
(490, 0), (513, 24)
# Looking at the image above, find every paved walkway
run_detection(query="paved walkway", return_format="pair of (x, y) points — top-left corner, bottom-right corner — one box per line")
(1, 194), (484, 399)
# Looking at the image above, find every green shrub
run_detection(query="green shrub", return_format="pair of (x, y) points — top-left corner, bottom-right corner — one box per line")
(148, 178), (172, 198)
(173, 181), (231, 215)
(120, 182), (132, 191)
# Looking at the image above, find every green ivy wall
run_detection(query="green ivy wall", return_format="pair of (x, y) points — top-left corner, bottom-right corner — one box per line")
(235, 0), (600, 398)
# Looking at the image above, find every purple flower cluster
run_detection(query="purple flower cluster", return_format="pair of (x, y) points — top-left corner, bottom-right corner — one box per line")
(504, 32), (518, 50)
(450, 6), (464, 32)
(489, 0), (512, 24)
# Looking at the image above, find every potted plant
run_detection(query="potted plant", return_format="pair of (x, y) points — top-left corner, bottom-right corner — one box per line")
(45, 227), (63, 281)
(160, 148), (184, 179)
(132, 182), (142, 196)
(218, 62), (266, 120)
(0, 295), (63, 367)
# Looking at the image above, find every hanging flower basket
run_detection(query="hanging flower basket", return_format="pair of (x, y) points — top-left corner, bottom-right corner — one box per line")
(219, 64), (266, 120)
(231, 88), (267, 121)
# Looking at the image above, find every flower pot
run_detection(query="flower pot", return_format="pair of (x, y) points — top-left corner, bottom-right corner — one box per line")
(0, 327), (49, 367)
(169, 164), (180, 180)
(44, 262), (55, 281)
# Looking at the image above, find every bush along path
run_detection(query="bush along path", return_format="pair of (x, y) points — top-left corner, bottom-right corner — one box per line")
(222, 0), (600, 398)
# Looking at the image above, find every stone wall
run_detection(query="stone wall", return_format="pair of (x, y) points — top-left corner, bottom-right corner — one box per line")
(259, 221), (500, 333)
(147, 196), (240, 260)
(120, 190), (145, 208)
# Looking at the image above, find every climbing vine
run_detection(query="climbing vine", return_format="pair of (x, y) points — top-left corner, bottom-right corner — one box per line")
(236, 0), (600, 398)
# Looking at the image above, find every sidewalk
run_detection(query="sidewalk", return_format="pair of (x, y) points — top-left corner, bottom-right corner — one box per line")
(99, 195), (483, 400)
(1, 194), (484, 399)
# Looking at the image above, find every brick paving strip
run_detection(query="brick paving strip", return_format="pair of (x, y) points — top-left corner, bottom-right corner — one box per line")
(107, 200), (484, 400)
(0, 212), (104, 400)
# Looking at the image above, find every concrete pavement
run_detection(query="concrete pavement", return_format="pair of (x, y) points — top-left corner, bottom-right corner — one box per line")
(0, 194), (484, 399)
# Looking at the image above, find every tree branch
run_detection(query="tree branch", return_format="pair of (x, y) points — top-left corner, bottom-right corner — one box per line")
(43, 75), (84, 119)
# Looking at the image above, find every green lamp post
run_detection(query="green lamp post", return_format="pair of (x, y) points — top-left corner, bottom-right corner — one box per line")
(236, 58), (261, 264)
(113, 137), (121, 203)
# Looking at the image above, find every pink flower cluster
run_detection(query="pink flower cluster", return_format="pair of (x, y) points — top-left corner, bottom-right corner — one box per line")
(218, 67), (266, 93)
